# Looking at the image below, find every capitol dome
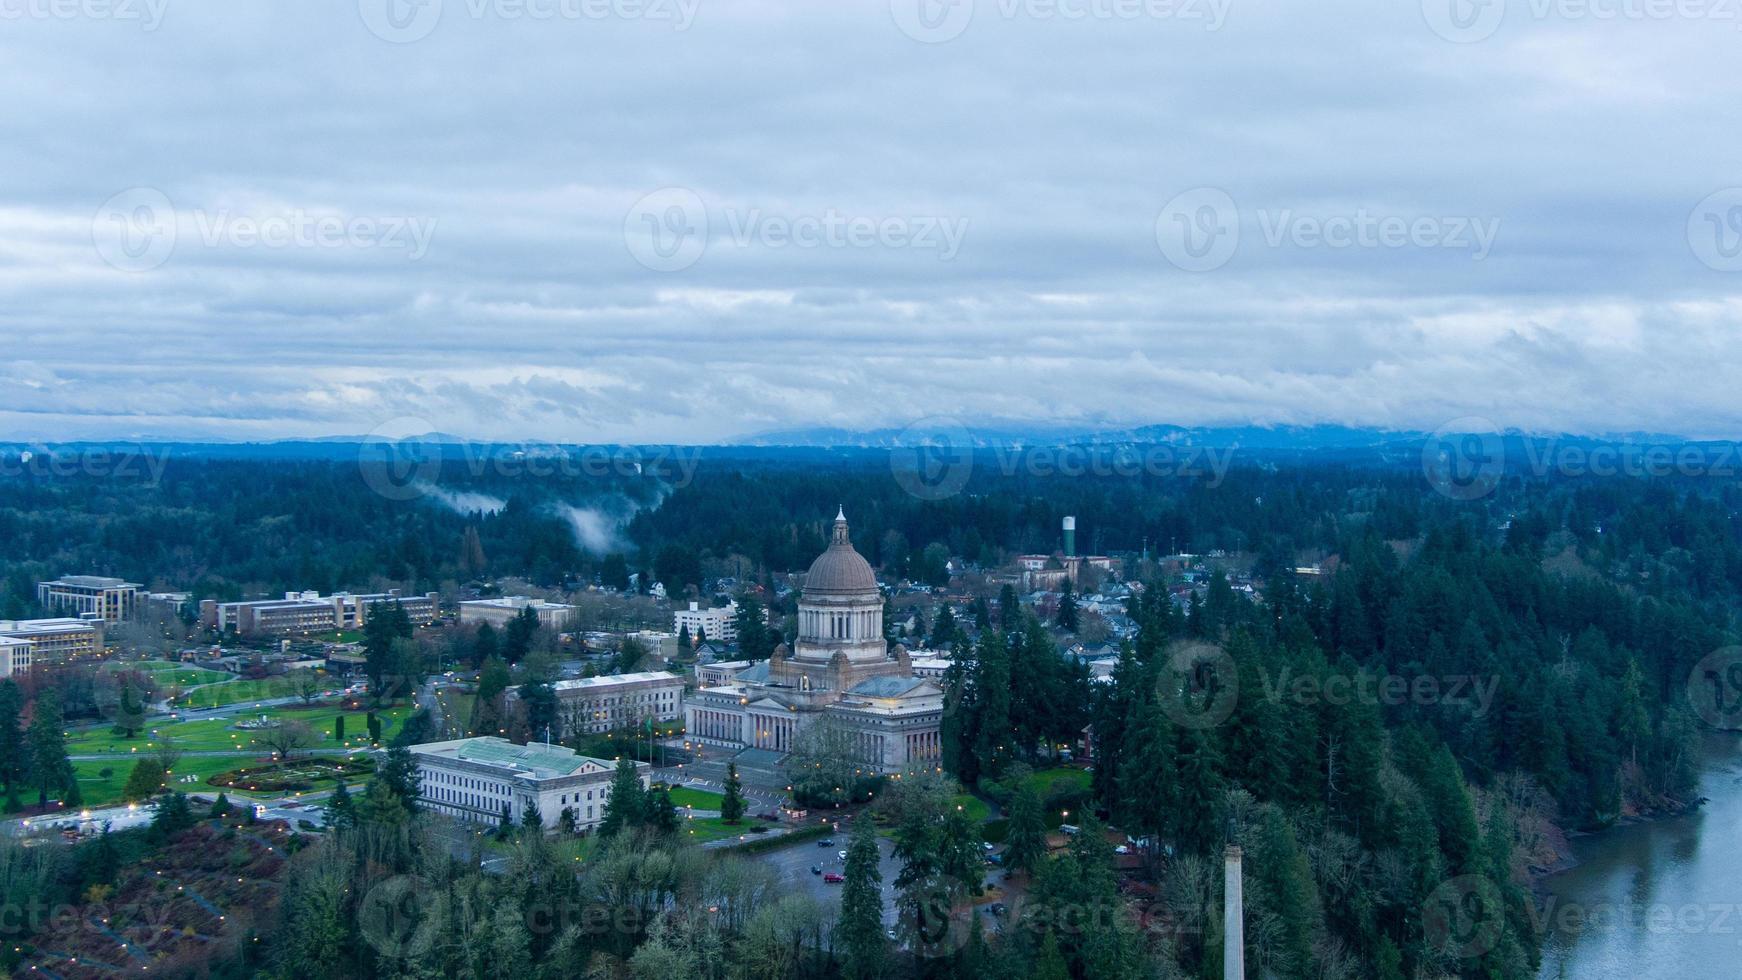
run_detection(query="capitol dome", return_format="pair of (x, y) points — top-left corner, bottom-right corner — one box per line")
(803, 509), (878, 596)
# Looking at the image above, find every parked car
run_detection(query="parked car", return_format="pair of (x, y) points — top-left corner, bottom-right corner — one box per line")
(817, 838), (834, 847)
(810, 865), (822, 875)
(823, 872), (845, 884)
(988, 903), (1008, 917)
(1059, 824), (1080, 836)
(838, 850), (848, 860)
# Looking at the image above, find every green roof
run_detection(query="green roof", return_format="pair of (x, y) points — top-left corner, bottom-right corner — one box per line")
(453, 738), (605, 779)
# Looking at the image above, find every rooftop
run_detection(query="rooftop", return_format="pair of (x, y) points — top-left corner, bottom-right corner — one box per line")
(411, 736), (630, 780)
(803, 511), (879, 596)
(550, 671), (682, 691)
(847, 675), (933, 698)
(44, 575), (142, 589)
(0, 618), (100, 635)
(462, 595), (574, 610)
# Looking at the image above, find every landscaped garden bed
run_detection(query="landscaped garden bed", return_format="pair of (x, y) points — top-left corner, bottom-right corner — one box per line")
(210, 757), (375, 794)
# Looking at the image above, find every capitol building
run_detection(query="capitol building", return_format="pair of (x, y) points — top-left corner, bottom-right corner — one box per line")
(684, 510), (945, 773)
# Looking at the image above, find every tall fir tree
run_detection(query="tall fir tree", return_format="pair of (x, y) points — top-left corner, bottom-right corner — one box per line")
(837, 816), (885, 980)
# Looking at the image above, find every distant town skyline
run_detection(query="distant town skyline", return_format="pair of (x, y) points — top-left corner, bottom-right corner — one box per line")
(5, 3), (1742, 443)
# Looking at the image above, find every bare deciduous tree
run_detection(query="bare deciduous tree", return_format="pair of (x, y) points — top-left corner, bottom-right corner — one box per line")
(261, 719), (314, 761)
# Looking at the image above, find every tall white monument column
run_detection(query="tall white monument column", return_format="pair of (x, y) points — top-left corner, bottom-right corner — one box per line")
(1224, 844), (1245, 980)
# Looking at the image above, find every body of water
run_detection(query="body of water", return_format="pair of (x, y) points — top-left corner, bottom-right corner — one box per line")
(1536, 734), (1742, 978)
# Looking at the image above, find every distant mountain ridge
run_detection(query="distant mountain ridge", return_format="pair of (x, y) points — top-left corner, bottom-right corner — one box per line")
(0, 423), (1718, 461)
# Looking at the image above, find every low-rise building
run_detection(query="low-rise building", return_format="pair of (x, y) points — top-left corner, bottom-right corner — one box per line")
(37, 575), (144, 622)
(674, 601), (737, 643)
(459, 596), (575, 630)
(0, 637), (32, 678)
(513, 670), (685, 737)
(409, 736), (648, 831)
(203, 590), (440, 635)
(0, 618), (103, 665)
(909, 656), (953, 678)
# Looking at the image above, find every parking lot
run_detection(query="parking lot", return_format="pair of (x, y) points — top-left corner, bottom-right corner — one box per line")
(750, 828), (1002, 931)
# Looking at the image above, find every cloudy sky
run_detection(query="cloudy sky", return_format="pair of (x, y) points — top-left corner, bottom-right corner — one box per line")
(2, 0), (1741, 443)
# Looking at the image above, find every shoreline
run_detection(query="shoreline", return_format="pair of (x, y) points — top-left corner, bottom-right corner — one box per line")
(1531, 795), (1708, 880)
(1529, 733), (1742, 883)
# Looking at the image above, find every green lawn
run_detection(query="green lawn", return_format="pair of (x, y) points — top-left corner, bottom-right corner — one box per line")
(679, 815), (779, 844)
(663, 786), (725, 810)
(172, 678), (300, 709)
(68, 704), (414, 756)
(1025, 767), (1092, 798)
(71, 755), (253, 808)
(102, 661), (236, 689)
(949, 793), (991, 823)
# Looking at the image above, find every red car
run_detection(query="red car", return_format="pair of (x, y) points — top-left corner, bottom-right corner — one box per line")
(823, 872), (845, 884)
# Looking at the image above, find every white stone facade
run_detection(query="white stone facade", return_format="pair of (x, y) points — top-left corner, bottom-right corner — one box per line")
(410, 736), (648, 831)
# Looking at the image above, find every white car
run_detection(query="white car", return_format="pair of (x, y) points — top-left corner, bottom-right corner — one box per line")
(838, 850), (847, 860)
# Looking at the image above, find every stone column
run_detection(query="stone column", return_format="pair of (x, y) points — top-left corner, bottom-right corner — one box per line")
(1224, 845), (1244, 980)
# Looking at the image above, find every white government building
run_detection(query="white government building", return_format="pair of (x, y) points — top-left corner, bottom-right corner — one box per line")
(410, 736), (649, 831)
(683, 510), (944, 773)
(505, 670), (686, 737)
(0, 637), (31, 678)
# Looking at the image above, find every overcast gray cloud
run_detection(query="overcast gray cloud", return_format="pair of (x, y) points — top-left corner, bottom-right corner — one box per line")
(1, 0), (1740, 442)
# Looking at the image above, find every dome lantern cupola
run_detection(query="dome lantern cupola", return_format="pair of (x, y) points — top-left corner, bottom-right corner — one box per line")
(794, 509), (885, 663)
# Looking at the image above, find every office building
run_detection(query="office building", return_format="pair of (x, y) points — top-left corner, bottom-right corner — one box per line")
(37, 575), (144, 623)
(674, 600), (737, 644)
(458, 596), (575, 630)
(0, 618), (103, 665)
(409, 736), (648, 831)
(203, 589), (440, 635)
